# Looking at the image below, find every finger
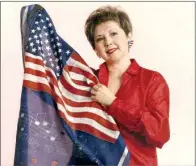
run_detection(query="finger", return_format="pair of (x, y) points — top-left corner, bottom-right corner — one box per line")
(90, 95), (96, 100)
(93, 85), (100, 91)
(91, 89), (96, 95)
(97, 83), (102, 88)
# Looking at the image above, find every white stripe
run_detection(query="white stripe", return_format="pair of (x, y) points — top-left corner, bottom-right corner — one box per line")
(21, 6), (28, 41)
(25, 62), (45, 73)
(22, 6), (28, 28)
(63, 69), (90, 91)
(24, 74), (49, 86)
(69, 71), (94, 84)
(65, 104), (116, 124)
(67, 57), (96, 77)
(57, 103), (119, 139)
(26, 52), (43, 60)
(118, 147), (129, 166)
(58, 80), (93, 102)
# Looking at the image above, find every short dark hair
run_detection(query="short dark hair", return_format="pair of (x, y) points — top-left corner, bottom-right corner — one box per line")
(85, 5), (133, 49)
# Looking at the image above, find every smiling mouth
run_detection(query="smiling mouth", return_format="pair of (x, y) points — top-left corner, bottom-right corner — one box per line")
(106, 48), (117, 54)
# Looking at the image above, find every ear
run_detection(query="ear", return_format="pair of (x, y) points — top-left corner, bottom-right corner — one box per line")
(127, 33), (132, 41)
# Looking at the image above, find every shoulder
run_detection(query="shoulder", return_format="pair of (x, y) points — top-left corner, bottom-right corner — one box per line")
(139, 66), (169, 96)
(140, 65), (168, 84)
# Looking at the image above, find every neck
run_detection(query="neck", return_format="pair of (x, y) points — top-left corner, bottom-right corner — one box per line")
(106, 56), (131, 77)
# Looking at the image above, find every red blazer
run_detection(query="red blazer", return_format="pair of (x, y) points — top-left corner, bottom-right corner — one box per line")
(94, 59), (170, 166)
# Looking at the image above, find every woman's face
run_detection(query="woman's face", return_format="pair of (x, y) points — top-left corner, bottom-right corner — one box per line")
(94, 21), (131, 63)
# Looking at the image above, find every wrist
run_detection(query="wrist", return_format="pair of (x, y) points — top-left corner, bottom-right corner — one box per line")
(108, 96), (116, 106)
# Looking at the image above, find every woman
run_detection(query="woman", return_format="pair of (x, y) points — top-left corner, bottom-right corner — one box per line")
(85, 5), (170, 166)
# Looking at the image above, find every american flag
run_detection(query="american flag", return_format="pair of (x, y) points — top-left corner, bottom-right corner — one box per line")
(14, 4), (130, 166)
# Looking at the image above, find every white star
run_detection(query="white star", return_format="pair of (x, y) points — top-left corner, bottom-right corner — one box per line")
(37, 27), (41, 31)
(42, 121), (48, 126)
(54, 52), (57, 55)
(55, 58), (58, 62)
(32, 48), (36, 52)
(56, 36), (59, 40)
(38, 46), (41, 50)
(49, 58), (53, 62)
(44, 60), (47, 64)
(43, 26), (47, 29)
(48, 23), (52, 27)
(53, 45), (56, 48)
(57, 42), (61, 46)
(45, 39), (49, 44)
(41, 41), (43, 44)
(39, 34), (42, 38)
(36, 40), (40, 44)
(57, 73), (60, 77)
(58, 49), (62, 53)
(66, 50), (70, 54)
(50, 30), (54, 34)
(38, 13), (42, 16)
(31, 29), (35, 33)
(50, 136), (55, 141)
(30, 42), (34, 47)
(46, 17), (50, 21)
(28, 37), (32, 41)
(56, 66), (60, 70)
(51, 38), (54, 42)
(51, 63), (54, 67)
(48, 53), (51, 56)
(46, 46), (51, 51)
(34, 35), (38, 39)
(41, 19), (44, 23)
(35, 21), (39, 24)
(44, 32), (48, 36)
(60, 56), (62, 60)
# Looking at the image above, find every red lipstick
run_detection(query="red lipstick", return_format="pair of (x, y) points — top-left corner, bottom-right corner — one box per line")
(106, 48), (117, 54)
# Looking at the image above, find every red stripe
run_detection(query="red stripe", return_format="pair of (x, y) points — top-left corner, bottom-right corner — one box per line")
(72, 79), (89, 86)
(59, 75), (91, 97)
(25, 55), (44, 66)
(24, 68), (46, 78)
(46, 70), (59, 87)
(64, 65), (98, 85)
(65, 110), (118, 131)
(62, 94), (99, 108)
(72, 79), (96, 87)
(58, 111), (116, 143)
(23, 80), (52, 96)
(71, 52), (88, 66)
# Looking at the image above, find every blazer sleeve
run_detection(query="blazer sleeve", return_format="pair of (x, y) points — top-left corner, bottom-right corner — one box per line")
(107, 72), (170, 148)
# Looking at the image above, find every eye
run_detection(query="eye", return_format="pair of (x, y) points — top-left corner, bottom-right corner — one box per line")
(110, 32), (117, 36)
(95, 38), (103, 42)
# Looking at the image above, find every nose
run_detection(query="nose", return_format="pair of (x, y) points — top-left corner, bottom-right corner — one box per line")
(104, 36), (112, 47)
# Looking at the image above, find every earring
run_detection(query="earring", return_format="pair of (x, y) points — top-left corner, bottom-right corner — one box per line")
(128, 40), (134, 48)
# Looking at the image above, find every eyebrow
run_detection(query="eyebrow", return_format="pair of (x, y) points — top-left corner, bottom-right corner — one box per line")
(94, 30), (117, 38)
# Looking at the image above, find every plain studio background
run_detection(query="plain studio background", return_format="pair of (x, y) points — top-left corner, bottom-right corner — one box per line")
(1, 2), (195, 166)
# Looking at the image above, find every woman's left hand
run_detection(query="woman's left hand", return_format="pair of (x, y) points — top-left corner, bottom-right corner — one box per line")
(91, 83), (116, 106)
